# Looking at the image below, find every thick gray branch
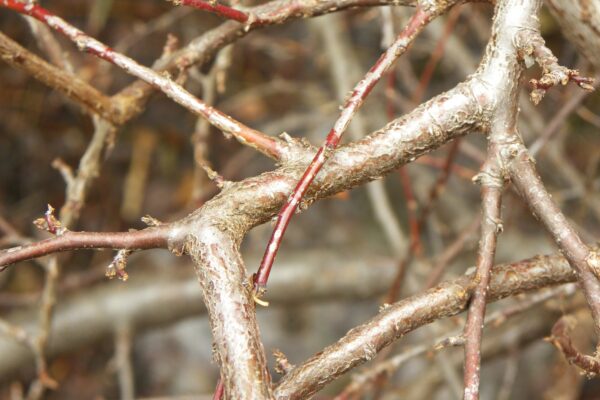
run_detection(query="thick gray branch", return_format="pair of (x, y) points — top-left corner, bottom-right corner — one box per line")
(273, 250), (578, 399)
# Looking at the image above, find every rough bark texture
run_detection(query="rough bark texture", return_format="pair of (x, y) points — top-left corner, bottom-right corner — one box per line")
(1, 0), (599, 397)
(273, 249), (578, 399)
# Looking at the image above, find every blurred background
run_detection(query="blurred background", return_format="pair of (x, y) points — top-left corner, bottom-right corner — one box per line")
(0, 0), (599, 398)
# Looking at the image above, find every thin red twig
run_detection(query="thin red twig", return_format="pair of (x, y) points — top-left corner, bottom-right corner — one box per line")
(253, 6), (436, 296)
(399, 167), (422, 256)
(416, 155), (475, 181)
(174, 0), (251, 23)
(212, 378), (225, 400)
(417, 139), (462, 227)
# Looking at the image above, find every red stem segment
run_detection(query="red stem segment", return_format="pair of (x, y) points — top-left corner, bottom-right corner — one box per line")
(176, 0), (251, 23)
(253, 6), (434, 295)
(462, 161), (503, 400)
(212, 378), (225, 400)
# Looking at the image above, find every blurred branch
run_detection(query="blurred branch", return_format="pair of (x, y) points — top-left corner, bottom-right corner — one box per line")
(22, 16), (73, 73)
(0, 250), (398, 379)
(115, 323), (135, 400)
(311, 13), (407, 258)
(1, 0), (285, 160)
(0, 32), (121, 124)
(548, 314), (600, 377)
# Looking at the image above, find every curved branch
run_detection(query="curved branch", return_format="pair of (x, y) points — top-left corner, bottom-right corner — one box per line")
(273, 250), (579, 399)
(0, 228), (169, 269)
(549, 315), (600, 376)
(0, 70), (483, 273)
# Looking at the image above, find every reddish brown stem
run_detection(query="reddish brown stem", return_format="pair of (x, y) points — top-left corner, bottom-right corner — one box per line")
(212, 378), (225, 400)
(0, 228), (168, 269)
(175, 0), (252, 23)
(399, 167), (422, 256)
(412, 6), (462, 104)
(463, 158), (503, 400)
(1, 0), (283, 160)
(549, 316), (600, 376)
(424, 215), (481, 289)
(254, 6), (436, 295)
(417, 138), (462, 227)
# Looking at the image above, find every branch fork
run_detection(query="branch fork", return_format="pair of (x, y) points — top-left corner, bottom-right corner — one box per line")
(252, 3), (445, 299)
(515, 29), (595, 104)
(548, 315), (600, 377)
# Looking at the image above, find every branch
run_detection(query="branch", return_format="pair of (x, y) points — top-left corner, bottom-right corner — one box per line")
(548, 315), (600, 377)
(253, 3), (443, 296)
(1, 0), (285, 160)
(337, 284), (576, 399)
(0, 227), (169, 269)
(273, 250), (579, 399)
(0, 32), (121, 124)
(171, 0), (253, 23)
(506, 144), (600, 335)
(53, 116), (117, 227)
(462, 146), (504, 400)
(0, 68), (483, 273)
(514, 29), (595, 104)
(184, 226), (273, 399)
(113, 0), (420, 124)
